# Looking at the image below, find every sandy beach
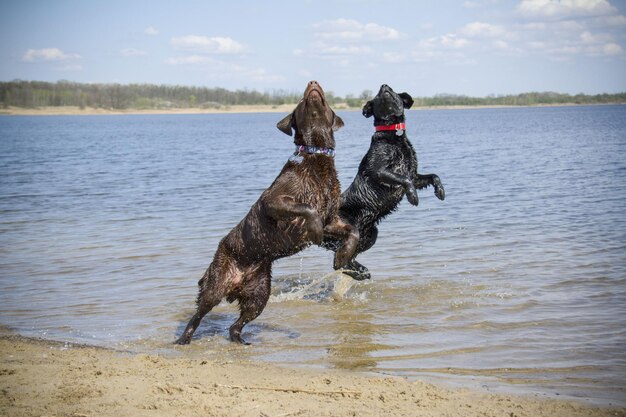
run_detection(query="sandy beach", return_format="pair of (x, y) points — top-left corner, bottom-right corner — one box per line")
(1, 335), (624, 417)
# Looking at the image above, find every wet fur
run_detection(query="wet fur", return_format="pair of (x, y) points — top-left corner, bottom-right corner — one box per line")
(175, 81), (358, 345)
(326, 84), (445, 281)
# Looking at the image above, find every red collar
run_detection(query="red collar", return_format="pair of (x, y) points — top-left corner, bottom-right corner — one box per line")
(375, 123), (406, 132)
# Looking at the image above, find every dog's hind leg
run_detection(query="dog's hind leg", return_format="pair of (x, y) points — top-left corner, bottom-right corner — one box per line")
(175, 303), (216, 345)
(414, 173), (445, 200)
(229, 263), (272, 345)
(175, 263), (226, 345)
(342, 225), (378, 281)
(356, 224), (379, 254)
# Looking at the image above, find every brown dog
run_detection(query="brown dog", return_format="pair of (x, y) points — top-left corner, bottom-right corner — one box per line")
(175, 81), (358, 345)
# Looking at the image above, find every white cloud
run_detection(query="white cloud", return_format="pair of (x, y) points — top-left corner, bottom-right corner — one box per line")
(120, 48), (147, 57)
(492, 40), (510, 50)
(419, 34), (470, 50)
(300, 18), (402, 59)
(517, 0), (617, 20)
(144, 26), (158, 36)
(519, 26), (624, 58)
(580, 31), (613, 44)
(463, 1), (481, 8)
(459, 22), (508, 38)
(603, 42), (623, 55)
(553, 20), (586, 32)
(599, 14), (626, 26)
(506, 5), (626, 60)
(312, 18), (403, 42)
(299, 5), (624, 69)
(170, 35), (245, 54)
(521, 22), (547, 30)
(410, 48), (471, 64)
(165, 34), (281, 84)
(22, 48), (80, 62)
(382, 52), (407, 63)
(165, 54), (282, 84)
(409, 8), (626, 63)
(314, 42), (373, 55)
(463, 0), (500, 8)
(440, 34), (471, 49)
(410, 33), (474, 64)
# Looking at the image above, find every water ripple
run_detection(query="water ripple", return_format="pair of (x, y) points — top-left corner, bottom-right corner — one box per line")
(1, 107), (625, 405)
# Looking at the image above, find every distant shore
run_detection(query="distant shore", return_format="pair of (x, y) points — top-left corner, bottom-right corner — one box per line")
(1, 334), (624, 417)
(2, 102), (621, 116)
(0, 104), (300, 116)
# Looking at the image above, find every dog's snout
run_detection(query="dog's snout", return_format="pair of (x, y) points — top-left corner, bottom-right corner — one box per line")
(305, 80), (324, 100)
(378, 84), (392, 96)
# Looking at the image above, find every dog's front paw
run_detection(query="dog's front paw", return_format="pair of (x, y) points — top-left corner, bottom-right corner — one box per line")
(406, 186), (419, 206)
(342, 269), (371, 281)
(433, 177), (445, 200)
(435, 185), (445, 200)
(338, 259), (371, 280)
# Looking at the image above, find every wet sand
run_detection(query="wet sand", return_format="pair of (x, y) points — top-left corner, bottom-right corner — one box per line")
(1, 335), (623, 417)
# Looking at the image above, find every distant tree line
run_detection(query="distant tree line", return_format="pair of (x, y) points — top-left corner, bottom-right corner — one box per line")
(1, 80), (625, 110)
(415, 91), (626, 107)
(0, 80), (306, 110)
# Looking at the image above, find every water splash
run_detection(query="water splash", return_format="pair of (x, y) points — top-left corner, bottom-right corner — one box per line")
(270, 271), (359, 303)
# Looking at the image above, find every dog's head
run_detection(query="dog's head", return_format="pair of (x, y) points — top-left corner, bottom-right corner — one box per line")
(277, 81), (344, 147)
(362, 84), (413, 124)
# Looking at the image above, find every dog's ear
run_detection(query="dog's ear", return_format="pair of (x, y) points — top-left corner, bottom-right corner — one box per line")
(332, 113), (344, 132)
(362, 100), (374, 118)
(276, 112), (294, 136)
(399, 93), (414, 109)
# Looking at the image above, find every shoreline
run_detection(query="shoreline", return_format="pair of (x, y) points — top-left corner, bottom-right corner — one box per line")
(1, 334), (624, 417)
(0, 104), (302, 116)
(1, 102), (623, 116)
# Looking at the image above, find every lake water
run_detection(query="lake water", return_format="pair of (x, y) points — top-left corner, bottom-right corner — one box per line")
(1, 105), (625, 405)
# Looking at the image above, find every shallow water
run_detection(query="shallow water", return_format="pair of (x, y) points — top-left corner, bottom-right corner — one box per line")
(1, 106), (625, 405)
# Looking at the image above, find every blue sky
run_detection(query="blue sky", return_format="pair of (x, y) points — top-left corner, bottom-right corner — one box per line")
(1, 0), (625, 97)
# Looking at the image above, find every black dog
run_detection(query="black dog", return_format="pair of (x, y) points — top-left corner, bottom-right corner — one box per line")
(175, 81), (358, 345)
(325, 84), (445, 281)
